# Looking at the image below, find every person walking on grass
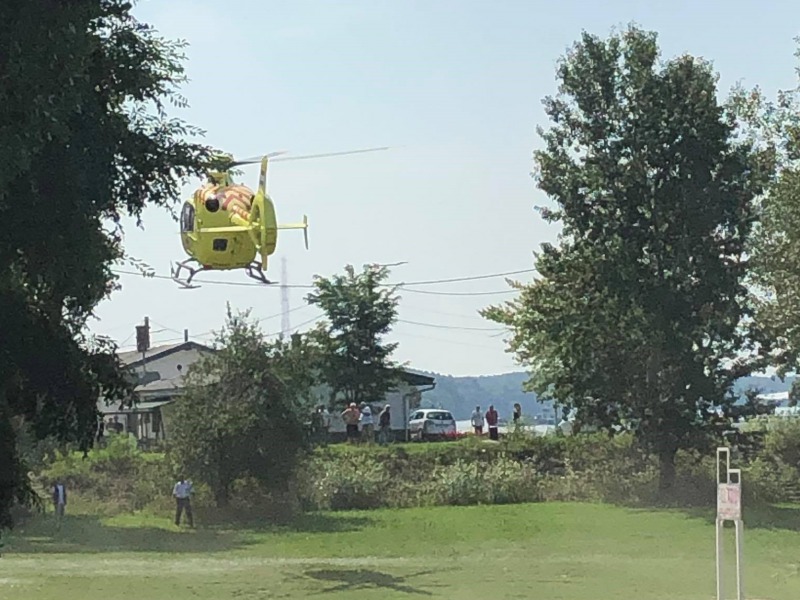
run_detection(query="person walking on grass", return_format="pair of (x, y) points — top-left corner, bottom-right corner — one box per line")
(173, 475), (194, 527)
(52, 480), (67, 528)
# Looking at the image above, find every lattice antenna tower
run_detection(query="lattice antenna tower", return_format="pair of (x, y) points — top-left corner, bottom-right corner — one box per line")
(281, 256), (290, 338)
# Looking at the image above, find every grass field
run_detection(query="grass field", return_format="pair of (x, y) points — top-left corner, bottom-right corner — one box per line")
(2, 502), (799, 599)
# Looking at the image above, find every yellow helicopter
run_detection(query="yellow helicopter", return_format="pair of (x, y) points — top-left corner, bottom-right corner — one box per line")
(171, 147), (388, 288)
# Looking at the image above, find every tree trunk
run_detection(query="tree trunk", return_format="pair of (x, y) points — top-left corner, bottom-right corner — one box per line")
(0, 392), (24, 530)
(214, 483), (230, 508)
(658, 447), (677, 494)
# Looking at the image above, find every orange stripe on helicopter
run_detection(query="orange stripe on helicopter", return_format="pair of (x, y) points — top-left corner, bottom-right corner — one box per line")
(220, 185), (253, 210)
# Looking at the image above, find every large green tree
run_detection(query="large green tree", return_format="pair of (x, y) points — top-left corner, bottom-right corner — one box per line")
(305, 263), (401, 407)
(0, 0), (214, 530)
(170, 308), (314, 508)
(734, 43), (800, 385)
(483, 26), (771, 490)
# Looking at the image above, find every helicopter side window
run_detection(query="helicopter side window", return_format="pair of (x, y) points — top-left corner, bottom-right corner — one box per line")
(180, 202), (194, 233)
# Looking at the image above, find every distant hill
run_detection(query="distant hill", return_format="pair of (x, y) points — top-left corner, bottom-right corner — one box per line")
(411, 369), (795, 421)
(411, 370), (543, 421)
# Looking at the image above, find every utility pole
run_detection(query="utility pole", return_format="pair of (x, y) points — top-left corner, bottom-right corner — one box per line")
(281, 256), (291, 338)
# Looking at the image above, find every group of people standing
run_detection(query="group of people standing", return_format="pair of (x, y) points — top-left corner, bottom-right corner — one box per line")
(470, 403), (522, 441)
(340, 402), (392, 445)
(310, 402), (393, 445)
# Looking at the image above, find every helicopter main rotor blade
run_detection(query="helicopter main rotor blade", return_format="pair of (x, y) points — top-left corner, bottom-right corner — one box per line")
(227, 146), (388, 168)
(230, 150), (289, 166)
(271, 146), (389, 163)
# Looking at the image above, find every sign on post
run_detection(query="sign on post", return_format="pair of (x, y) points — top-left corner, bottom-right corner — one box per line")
(716, 448), (744, 600)
(717, 482), (741, 521)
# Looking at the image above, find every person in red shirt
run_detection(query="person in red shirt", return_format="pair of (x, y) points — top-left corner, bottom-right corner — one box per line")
(485, 404), (499, 440)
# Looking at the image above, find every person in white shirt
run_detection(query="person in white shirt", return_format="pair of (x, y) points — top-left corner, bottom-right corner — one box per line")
(359, 403), (374, 444)
(471, 405), (485, 435)
(172, 476), (194, 527)
(52, 481), (67, 525)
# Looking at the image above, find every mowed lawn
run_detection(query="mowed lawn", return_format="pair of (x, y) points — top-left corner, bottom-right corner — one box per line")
(2, 502), (799, 599)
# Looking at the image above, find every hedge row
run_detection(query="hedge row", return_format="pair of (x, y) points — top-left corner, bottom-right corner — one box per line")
(30, 420), (800, 517)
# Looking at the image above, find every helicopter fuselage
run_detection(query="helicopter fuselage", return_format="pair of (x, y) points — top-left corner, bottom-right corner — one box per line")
(180, 183), (259, 269)
(171, 154), (311, 288)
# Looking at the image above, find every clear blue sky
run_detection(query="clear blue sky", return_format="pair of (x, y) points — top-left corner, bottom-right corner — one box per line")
(92, 0), (800, 376)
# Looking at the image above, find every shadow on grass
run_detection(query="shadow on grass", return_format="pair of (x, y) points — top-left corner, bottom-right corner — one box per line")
(4, 511), (374, 555)
(621, 499), (800, 532)
(677, 503), (800, 532)
(4, 514), (249, 554)
(304, 568), (440, 596)
(194, 508), (375, 534)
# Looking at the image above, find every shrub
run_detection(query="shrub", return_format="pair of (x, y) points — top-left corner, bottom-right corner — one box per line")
(300, 453), (390, 511)
(484, 458), (543, 504)
(37, 433), (174, 512)
(432, 460), (493, 506)
(763, 418), (800, 468)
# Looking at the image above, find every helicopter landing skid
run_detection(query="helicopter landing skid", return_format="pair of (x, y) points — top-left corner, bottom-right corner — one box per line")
(245, 261), (274, 285)
(170, 260), (203, 289)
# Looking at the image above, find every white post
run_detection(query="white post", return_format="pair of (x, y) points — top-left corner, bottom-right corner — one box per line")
(716, 518), (724, 600)
(735, 519), (744, 600)
(716, 447), (744, 600)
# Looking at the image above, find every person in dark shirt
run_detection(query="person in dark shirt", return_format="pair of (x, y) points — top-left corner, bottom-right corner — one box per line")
(378, 404), (392, 445)
(485, 405), (499, 441)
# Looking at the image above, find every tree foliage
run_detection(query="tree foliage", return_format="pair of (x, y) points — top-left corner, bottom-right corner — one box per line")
(482, 25), (770, 489)
(734, 41), (800, 376)
(169, 308), (313, 508)
(305, 264), (401, 407)
(0, 0), (215, 530)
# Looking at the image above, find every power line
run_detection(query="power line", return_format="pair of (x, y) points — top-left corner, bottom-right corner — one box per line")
(113, 270), (287, 287)
(116, 304), (504, 348)
(395, 318), (504, 332)
(391, 331), (504, 350)
(264, 314), (324, 337)
(110, 266), (534, 291)
(280, 256), (291, 337)
(398, 288), (518, 297)
(182, 304), (312, 342)
(261, 303), (308, 323)
(394, 268), (535, 286)
(400, 303), (489, 320)
(149, 320), (184, 336)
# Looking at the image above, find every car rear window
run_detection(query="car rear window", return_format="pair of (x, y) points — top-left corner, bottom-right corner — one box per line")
(428, 411), (453, 420)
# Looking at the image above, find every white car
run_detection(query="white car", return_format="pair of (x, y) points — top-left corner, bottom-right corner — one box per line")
(408, 409), (457, 441)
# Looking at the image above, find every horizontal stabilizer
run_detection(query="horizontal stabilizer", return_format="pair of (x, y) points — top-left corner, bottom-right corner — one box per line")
(278, 215), (309, 249)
